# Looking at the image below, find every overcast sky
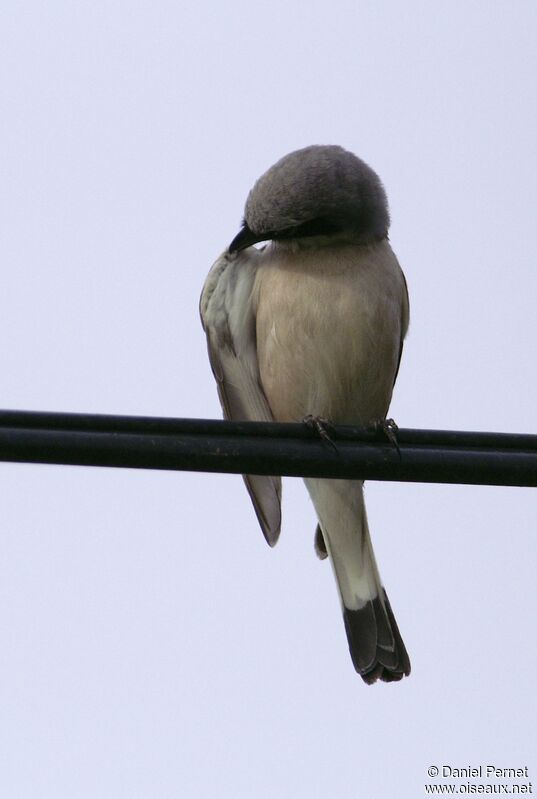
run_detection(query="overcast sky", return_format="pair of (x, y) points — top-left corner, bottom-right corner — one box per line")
(1, 2), (536, 797)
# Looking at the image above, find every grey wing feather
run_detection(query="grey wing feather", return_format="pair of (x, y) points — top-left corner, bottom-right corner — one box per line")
(392, 267), (410, 389)
(200, 249), (282, 546)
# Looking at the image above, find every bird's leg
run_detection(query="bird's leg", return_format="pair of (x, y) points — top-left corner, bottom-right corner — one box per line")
(372, 417), (402, 459)
(302, 415), (339, 453)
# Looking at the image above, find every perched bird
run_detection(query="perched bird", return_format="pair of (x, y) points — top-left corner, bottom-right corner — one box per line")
(200, 145), (410, 683)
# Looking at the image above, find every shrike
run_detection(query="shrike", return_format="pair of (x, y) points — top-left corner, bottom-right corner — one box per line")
(200, 145), (410, 683)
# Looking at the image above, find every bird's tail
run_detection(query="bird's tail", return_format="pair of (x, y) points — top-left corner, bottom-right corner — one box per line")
(305, 478), (410, 684)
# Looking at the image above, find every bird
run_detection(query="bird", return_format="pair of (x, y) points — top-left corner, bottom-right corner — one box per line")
(200, 144), (410, 683)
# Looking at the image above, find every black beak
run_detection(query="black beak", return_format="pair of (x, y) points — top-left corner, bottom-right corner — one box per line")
(228, 224), (271, 253)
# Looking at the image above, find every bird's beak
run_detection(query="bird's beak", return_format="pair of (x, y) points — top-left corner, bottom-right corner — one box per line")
(228, 224), (270, 253)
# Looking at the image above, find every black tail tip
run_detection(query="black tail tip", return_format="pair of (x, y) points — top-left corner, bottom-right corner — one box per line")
(343, 591), (411, 685)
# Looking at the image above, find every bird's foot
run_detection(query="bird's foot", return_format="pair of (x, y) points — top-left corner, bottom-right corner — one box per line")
(302, 415), (339, 453)
(372, 417), (402, 459)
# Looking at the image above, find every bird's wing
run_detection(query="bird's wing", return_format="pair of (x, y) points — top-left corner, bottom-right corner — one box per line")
(200, 249), (282, 546)
(392, 265), (410, 389)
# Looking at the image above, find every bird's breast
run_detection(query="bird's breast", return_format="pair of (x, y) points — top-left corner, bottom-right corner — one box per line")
(253, 241), (406, 424)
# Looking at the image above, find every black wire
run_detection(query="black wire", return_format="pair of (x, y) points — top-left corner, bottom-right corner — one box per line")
(0, 409), (536, 487)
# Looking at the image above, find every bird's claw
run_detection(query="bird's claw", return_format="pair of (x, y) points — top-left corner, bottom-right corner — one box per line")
(303, 415), (339, 453)
(374, 418), (402, 460)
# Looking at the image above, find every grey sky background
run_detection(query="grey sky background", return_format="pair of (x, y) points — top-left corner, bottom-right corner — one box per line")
(1, 2), (536, 797)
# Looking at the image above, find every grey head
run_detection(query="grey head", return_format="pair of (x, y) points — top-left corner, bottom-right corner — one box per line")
(228, 145), (390, 253)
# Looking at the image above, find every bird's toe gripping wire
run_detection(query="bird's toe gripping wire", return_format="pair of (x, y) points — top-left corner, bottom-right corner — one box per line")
(373, 417), (402, 460)
(302, 415), (339, 453)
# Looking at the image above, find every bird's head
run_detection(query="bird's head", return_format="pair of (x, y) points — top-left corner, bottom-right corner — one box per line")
(228, 145), (390, 253)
